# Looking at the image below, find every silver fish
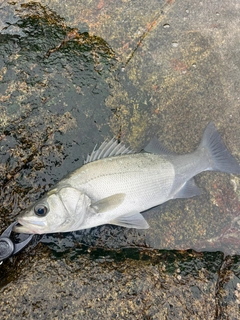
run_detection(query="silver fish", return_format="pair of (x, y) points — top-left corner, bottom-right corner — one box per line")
(14, 123), (240, 234)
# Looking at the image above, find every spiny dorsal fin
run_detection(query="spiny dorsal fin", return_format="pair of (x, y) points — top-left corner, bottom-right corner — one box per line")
(84, 138), (134, 164)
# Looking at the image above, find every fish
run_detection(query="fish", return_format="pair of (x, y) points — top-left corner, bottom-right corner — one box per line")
(13, 122), (240, 234)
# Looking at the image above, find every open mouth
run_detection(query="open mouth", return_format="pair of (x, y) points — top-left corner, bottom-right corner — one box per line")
(13, 222), (34, 234)
(13, 218), (46, 234)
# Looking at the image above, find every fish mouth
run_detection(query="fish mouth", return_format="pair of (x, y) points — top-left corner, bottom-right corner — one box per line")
(13, 218), (46, 234)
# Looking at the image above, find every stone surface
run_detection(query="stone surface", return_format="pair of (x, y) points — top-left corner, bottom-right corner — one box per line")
(1, 247), (237, 320)
(1, 0), (240, 318)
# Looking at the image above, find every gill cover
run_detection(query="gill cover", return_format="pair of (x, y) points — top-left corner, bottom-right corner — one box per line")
(57, 187), (92, 231)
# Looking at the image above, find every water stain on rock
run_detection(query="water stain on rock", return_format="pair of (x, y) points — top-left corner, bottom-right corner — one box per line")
(0, 2), (117, 231)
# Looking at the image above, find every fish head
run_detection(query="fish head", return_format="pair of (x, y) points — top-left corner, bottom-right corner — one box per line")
(14, 187), (92, 234)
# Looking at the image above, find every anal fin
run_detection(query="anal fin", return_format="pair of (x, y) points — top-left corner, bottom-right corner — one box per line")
(109, 211), (149, 229)
(173, 178), (202, 199)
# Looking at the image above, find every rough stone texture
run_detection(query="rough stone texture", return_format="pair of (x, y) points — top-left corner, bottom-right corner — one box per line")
(1, 0), (240, 318)
(0, 248), (233, 320)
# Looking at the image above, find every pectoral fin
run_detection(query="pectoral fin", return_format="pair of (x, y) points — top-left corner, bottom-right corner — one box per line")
(109, 211), (149, 229)
(91, 193), (126, 213)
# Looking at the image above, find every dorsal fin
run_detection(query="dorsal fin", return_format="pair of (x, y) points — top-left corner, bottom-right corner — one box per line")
(84, 138), (134, 164)
(144, 137), (175, 155)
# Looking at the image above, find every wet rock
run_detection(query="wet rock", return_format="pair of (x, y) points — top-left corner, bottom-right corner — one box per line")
(1, 1), (240, 318)
(0, 2), (117, 230)
(0, 248), (230, 319)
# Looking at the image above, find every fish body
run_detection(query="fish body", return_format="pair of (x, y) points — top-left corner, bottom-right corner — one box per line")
(14, 123), (240, 234)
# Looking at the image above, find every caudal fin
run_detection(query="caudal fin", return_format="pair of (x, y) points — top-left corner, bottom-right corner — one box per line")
(199, 122), (240, 174)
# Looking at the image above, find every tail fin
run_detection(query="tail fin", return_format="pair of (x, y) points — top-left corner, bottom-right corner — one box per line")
(199, 122), (240, 174)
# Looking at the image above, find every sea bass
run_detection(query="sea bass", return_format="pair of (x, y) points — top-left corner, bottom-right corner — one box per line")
(14, 123), (240, 234)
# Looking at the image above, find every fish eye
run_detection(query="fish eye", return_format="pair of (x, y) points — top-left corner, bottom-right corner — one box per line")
(34, 204), (48, 217)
